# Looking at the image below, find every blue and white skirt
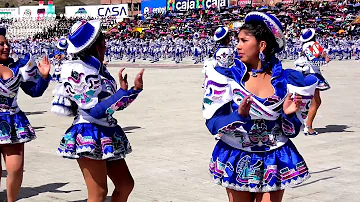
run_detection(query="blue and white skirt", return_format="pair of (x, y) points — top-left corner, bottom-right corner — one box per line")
(0, 111), (36, 144)
(312, 73), (330, 91)
(57, 123), (131, 161)
(209, 140), (310, 192)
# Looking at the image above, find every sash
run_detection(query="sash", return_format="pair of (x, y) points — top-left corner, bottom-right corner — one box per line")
(230, 81), (283, 121)
(0, 82), (16, 98)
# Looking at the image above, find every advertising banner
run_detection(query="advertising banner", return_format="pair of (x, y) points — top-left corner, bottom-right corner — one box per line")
(235, 0), (251, 6)
(0, 8), (19, 16)
(65, 4), (128, 18)
(19, 6), (55, 17)
(252, 0), (264, 6)
(167, 0), (229, 11)
(65, 6), (97, 17)
(142, 0), (167, 14)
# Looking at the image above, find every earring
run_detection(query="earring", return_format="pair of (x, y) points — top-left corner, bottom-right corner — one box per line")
(259, 52), (266, 62)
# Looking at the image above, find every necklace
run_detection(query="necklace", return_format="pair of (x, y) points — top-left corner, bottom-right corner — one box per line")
(250, 68), (265, 77)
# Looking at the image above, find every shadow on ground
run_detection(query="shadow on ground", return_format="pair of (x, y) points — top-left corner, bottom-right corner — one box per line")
(292, 176), (335, 188)
(310, 166), (341, 175)
(33, 126), (46, 132)
(24, 111), (47, 116)
(71, 196), (111, 202)
(0, 182), (80, 200)
(314, 125), (353, 134)
(122, 126), (141, 134)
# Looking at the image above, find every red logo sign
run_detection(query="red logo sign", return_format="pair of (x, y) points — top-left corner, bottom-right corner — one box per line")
(309, 42), (323, 58)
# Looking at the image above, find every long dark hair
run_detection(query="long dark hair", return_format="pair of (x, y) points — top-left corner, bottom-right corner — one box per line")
(239, 22), (277, 61)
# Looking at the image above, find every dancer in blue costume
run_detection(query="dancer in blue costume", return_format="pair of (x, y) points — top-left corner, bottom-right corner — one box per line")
(52, 37), (69, 82)
(203, 12), (318, 202)
(294, 28), (330, 136)
(0, 27), (51, 202)
(51, 20), (144, 202)
(213, 27), (235, 68)
(202, 27), (235, 88)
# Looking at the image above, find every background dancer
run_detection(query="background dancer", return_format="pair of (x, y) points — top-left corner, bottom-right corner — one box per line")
(295, 28), (331, 135)
(212, 27), (235, 68)
(52, 36), (69, 82)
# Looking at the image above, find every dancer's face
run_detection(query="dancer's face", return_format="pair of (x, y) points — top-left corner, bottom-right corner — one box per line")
(236, 30), (261, 65)
(0, 35), (9, 61)
(236, 30), (260, 64)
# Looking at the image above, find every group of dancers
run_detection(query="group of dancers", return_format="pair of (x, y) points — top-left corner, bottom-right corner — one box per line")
(0, 10), (333, 202)
(5, 29), (360, 69)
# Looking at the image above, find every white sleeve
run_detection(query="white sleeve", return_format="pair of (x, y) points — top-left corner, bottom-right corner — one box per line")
(18, 53), (41, 82)
(294, 56), (310, 74)
(51, 83), (76, 116)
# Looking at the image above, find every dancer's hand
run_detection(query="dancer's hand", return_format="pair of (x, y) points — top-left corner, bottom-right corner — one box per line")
(118, 68), (128, 90)
(134, 68), (144, 90)
(325, 56), (330, 63)
(321, 52), (331, 63)
(38, 55), (50, 79)
(283, 93), (302, 115)
(237, 95), (252, 118)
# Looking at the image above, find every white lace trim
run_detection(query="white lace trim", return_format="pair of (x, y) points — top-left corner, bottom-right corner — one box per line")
(57, 148), (132, 161)
(212, 173), (311, 192)
(51, 105), (74, 116)
(0, 136), (36, 145)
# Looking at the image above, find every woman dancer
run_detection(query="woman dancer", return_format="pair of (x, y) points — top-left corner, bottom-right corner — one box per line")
(52, 37), (69, 82)
(295, 28), (330, 135)
(203, 12), (318, 202)
(0, 29), (50, 202)
(51, 20), (144, 202)
(213, 26), (235, 68)
(202, 27), (235, 88)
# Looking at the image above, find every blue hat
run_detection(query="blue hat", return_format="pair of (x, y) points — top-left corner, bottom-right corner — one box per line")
(300, 28), (316, 43)
(57, 37), (68, 50)
(67, 20), (101, 54)
(244, 11), (285, 53)
(214, 27), (229, 41)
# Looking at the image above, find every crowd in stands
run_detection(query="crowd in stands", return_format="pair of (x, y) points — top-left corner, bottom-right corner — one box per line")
(0, 0), (358, 40)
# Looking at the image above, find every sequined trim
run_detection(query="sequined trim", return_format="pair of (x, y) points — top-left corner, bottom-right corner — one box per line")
(212, 173), (310, 192)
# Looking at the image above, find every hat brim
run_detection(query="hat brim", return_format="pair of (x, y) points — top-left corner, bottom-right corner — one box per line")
(214, 27), (229, 41)
(67, 20), (101, 54)
(56, 44), (68, 50)
(57, 39), (68, 50)
(300, 29), (315, 42)
(245, 11), (285, 53)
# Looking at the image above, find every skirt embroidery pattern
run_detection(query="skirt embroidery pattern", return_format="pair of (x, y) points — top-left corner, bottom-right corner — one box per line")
(209, 140), (310, 192)
(57, 124), (131, 161)
(0, 111), (36, 144)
